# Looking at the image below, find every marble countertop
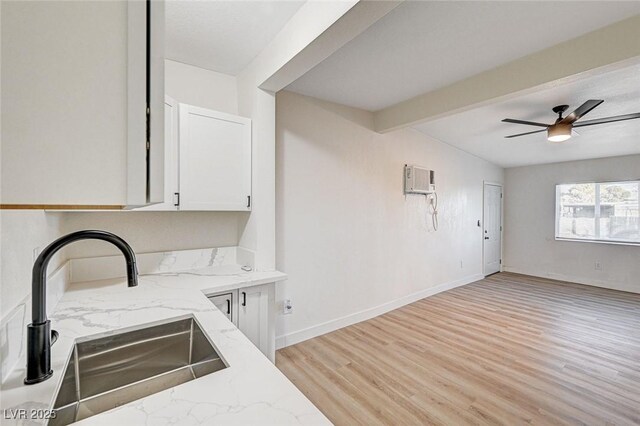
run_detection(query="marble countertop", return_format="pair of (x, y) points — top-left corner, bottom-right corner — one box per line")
(0, 268), (330, 425)
(145, 266), (289, 296)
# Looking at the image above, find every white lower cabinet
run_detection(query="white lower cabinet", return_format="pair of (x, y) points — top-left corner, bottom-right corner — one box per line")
(207, 283), (275, 362)
(238, 285), (272, 360)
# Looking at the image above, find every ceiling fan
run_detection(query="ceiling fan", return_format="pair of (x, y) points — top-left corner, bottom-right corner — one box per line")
(502, 100), (640, 142)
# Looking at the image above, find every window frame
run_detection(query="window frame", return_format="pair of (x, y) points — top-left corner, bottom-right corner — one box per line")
(555, 179), (640, 246)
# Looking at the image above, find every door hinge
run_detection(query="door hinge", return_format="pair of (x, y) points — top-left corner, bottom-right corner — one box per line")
(500, 226), (503, 232)
(247, 195), (251, 208)
(500, 259), (502, 265)
(173, 192), (180, 207)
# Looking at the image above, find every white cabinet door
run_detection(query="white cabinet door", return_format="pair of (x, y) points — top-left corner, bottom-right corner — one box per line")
(178, 105), (251, 211)
(1, 1), (164, 208)
(136, 96), (179, 211)
(238, 284), (275, 362)
(128, 1), (165, 207)
(208, 293), (234, 323)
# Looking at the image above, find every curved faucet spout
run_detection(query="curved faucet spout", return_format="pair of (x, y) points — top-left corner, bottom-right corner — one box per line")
(31, 230), (138, 324)
(25, 230), (138, 385)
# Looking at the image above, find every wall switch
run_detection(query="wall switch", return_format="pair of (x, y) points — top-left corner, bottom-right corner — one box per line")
(595, 261), (602, 271)
(283, 299), (293, 315)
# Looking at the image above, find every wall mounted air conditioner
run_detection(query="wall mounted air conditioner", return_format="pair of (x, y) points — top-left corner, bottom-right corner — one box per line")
(404, 165), (435, 194)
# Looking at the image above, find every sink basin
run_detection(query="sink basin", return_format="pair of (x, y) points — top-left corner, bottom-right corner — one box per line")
(51, 316), (227, 425)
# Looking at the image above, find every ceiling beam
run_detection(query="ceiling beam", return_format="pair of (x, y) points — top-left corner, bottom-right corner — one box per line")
(374, 15), (640, 133)
(249, 0), (403, 92)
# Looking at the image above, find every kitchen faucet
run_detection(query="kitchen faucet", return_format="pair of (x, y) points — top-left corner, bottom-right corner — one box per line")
(24, 230), (138, 385)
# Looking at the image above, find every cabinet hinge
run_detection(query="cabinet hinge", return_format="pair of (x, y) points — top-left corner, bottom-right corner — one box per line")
(247, 195), (251, 208)
(174, 192), (180, 207)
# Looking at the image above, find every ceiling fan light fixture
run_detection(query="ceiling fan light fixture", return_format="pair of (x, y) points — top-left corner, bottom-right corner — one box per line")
(503, 100), (640, 141)
(547, 123), (572, 143)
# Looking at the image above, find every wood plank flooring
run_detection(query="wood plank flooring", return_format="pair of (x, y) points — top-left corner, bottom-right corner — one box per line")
(276, 273), (640, 425)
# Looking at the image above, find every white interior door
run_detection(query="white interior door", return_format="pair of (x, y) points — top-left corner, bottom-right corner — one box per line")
(483, 183), (502, 276)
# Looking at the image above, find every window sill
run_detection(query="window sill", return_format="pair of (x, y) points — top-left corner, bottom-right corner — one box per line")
(555, 237), (640, 247)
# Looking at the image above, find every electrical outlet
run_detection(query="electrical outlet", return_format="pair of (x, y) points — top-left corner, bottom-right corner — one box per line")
(595, 261), (602, 271)
(283, 299), (293, 315)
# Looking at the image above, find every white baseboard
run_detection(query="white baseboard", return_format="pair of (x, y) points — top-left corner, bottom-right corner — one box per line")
(276, 273), (484, 350)
(503, 266), (639, 294)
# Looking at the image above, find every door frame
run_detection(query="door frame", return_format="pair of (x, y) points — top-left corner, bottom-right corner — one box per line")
(482, 181), (504, 276)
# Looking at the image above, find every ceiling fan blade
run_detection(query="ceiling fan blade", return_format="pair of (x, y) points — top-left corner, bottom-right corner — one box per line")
(502, 118), (550, 127)
(561, 99), (604, 124)
(505, 128), (547, 138)
(573, 112), (640, 128)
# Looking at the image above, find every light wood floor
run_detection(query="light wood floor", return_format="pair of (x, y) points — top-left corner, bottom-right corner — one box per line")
(276, 273), (640, 425)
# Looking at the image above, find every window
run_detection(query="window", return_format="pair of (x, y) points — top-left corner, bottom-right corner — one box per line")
(556, 181), (640, 245)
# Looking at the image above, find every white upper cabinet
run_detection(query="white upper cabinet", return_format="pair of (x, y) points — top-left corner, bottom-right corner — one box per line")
(137, 96), (179, 211)
(0, 1), (164, 209)
(139, 102), (252, 212)
(164, 96), (180, 208)
(178, 104), (252, 211)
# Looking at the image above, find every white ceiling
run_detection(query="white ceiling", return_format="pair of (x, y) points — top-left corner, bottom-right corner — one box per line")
(166, 0), (305, 75)
(413, 64), (640, 168)
(286, 1), (640, 111)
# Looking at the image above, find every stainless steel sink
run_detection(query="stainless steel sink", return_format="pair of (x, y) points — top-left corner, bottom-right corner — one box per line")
(50, 316), (227, 425)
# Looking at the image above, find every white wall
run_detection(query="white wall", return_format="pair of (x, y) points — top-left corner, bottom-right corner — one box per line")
(233, 0), (372, 271)
(0, 211), (65, 382)
(504, 155), (640, 293)
(275, 91), (504, 347)
(61, 212), (239, 258)
(236, 84), (276, 270)
(165, 60), (238, 114)
(0, 212), (65, 317)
